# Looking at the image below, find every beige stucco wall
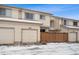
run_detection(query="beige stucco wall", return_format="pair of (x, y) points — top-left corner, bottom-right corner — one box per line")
(0, 19), (40, 44)
(50, 17), (62, 30)
(40, 15), (51, 27)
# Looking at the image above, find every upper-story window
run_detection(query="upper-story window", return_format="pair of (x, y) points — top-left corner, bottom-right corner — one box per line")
(64, 20), (67, 25)
(73, 21), (78, 26)
(25, 13), (34, 20)
(6, 8), (12, 17)
(0, 8), (6, 15)
(0, 8), (12, 17)
(50, 21), (54, 27)
(40, 15), (45, 20)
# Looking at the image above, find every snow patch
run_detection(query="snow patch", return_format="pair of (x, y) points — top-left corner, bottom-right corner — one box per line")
(0, 43), (79, 55)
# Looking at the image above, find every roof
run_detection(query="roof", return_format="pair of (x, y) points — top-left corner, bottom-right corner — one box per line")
(52, 16), (79, 21)
(0, 5), (52, 15)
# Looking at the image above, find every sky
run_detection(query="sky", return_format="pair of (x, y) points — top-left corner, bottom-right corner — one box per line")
(6, 4), (79, 20)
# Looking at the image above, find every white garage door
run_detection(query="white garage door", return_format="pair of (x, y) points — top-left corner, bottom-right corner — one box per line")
(0, 28), (14, 44)
(69, 32), (77, 42)
(22, 29), (37, 43)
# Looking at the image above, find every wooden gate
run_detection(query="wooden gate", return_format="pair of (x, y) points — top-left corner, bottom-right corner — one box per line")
(40, 32), (68, 43)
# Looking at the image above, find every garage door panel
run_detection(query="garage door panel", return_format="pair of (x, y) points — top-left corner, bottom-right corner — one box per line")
(69, 32), (77, 42)
(0, 40), (14, 44)
(22, 29), (37, 43)
(0, 28), (14, 44)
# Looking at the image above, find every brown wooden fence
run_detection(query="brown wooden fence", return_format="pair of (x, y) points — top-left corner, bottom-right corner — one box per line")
(40, 32), (68, 43)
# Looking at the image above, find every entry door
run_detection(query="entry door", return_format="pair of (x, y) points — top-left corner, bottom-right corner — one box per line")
(22, 29), (37, 43)
(69, 32), (77, 42)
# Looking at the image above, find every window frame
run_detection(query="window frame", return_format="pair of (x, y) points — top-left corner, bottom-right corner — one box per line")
(64, 20), (67, 25)
(0, 8), (6, 16)
(5, 8), (12, 17)
(73, 21), (78, 26)
(0, 8), (12, 17)
(25, 13), (34, 20)
(50, 21), (54, 27)
(40, 15), (45, 20)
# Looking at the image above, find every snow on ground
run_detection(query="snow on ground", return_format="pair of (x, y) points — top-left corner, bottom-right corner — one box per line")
(0, 43), (79, 55)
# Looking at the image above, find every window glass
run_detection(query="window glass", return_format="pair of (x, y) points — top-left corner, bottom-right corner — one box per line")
(0, 8), (12, 17)
(25, 13), (34, 19)
(50, 21), (54, 27)
(73, 22), (77, 26)
(64, 20), (67, 25)
(40, 15), (45, 19)
(6, 8), (12, 17)
(0, 8), (5, 15)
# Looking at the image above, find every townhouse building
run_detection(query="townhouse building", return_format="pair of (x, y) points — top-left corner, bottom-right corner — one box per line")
(0, 5), (79, 44)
